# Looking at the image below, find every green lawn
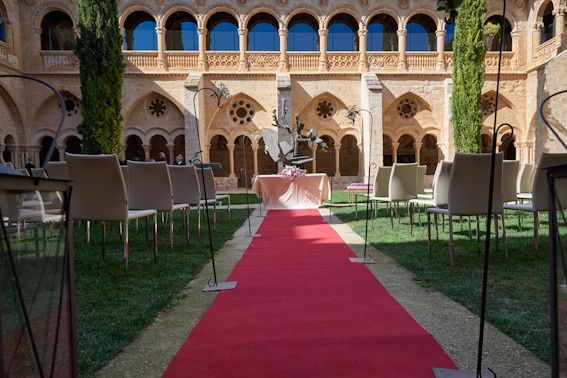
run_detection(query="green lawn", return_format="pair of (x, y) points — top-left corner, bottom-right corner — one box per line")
(331, 191), (554, 363)
(73, 208), (248, 376)
(228, 193), (261, 205)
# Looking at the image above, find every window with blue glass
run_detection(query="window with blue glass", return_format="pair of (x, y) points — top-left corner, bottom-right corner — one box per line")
(248, 13), (279, 51)
(41, 11), (75, 50)
(123, 12), (157, 51)
(207, 12), (238, 51)
(444, 22), (455, 51)
(484, 16), (512, 51)
(166, 12), (198, 50)
(541, 1), (555, 44)
(328, 14), (358, 51)
(367, 14), (398, 51)
(0, 6), (6, 43)
(288, 14), (319, 51)
(406, 15), (436, 51)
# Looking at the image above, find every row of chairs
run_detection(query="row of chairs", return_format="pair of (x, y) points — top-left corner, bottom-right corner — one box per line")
(16, 155), (231, 268)
(368, 153), (567, 265)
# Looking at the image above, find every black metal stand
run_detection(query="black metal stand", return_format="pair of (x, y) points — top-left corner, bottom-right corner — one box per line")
(240, 135), (260, 239)
(346, 106), (375, 265)
(191, 85), (237, 292)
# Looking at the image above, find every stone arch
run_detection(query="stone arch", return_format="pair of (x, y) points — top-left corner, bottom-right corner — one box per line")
(161, 5), (199, 29)
(125, 134), (145, 161)
(402, 9), (441, 29)
(39, 135), (60, 166)
(244, 8), (283, 29)
(149, 134), (169, 162)
(339, 134), (360, 176)
(297, 92), (350, 139)
(284, 7), (322, 29)
(324, 8), (362, 29)
(383, 134), (394, 166)
(121, 127), (146, 145)
(316, 135), (336, 176)
(34, 2), (76, 29)
(123, 92), (185, 138)
(32, 128), (57, 145)
(397, 133), (416, 163)
(31, 90), (82, 145)
(233, 135), (254, 187)
(419, 134), (439, 174)
(480, 91), (523, 141)
(64, 135), (82, 154)
(0, 83), (25, 144)
(202, 6), (241, 29)
(118, 5), (157, 28)
(146, 127), (173, 144)
(209, 134), (230, 177)
(384, 92), (439, 143)
(366, 7), (402, 28)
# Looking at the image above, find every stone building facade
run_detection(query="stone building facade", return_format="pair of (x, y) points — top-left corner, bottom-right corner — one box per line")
(0, 0), (565, 189)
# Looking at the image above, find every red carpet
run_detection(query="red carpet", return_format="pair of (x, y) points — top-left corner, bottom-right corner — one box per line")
(164, 210), (456, 377)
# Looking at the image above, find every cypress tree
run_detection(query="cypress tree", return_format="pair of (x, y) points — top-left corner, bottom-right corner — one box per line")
(75, 0), (124, 154)
(450, 0), (487, 153)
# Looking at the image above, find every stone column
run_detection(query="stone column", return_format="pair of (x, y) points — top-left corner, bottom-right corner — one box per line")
(203, 144), (211, 163)
(358, 28), (368, 71)
(156, 27), (166, 69)
(279, 28), (289, 70)
(228, 143), (236, 178)
(276, 73), (292, 171)
(319, 29), (328, 71)
(311, 147), (317, 173)
(12, 146), (20, 168)
(198, 27), (207, 70)
(0, 144), (4, 163)
(397, 29), (407, 70)
(415, 142), (422, 164)
(436, 29), (445, 71)
(533, 22), (543, 48)
(441, 78), (454, 160)
(32, 146), (41, 166)
(238, 28), (248, 70)
(143, 144), (151, 161)
(555, 8), (565, 37)
(392, 142), (399, 163)
(184, 73), (203, 161)
(334, 143), (341, 177)
(360, 73), (383, 183)
(167, 143), (174, 163)
(252, 143), (259, 177)
(511, 28), (520, 69)
(57, 144), (66, 161)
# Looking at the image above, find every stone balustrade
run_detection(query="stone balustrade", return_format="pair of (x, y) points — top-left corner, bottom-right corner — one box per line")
(405, 52), (438, 71)
(165, 51), (199, 70)
(367, 52), (399, 70)
(327, 52), (360, 70)
(247, 52), (280, 70)
(288, 52), (320, 71)
(123, 51), (159, 70)
(41, 51), (79, 71)
(206, 51), (240, 70)
(533, 34), (566, 68)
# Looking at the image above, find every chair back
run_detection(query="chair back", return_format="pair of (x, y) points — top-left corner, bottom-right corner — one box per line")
(373, 167), (392, 197)
(532, 153), (567, 211)
(66, 154), (128, 221)
(120, 165), (128, 191)
(416, 165), (426, 194)
(516, 163), (534, 194)
(197, 167), (217, 200)
(31, 168), (47, 178)
(45, 161), (69, 180)
(168, 165), (202, 205)
(127, 161), (173, 211)
(432, 161), (452, 206)
(448, 153), (503, 215)
(388, 163), (418, 201)
(502, 160), (519, 203)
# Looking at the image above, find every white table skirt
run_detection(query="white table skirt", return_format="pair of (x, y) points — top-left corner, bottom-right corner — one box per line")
(252, 174), (331, 210)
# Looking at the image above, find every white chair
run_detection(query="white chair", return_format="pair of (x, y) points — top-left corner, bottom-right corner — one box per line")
(427, 153), (506, 265)
(127, 161), (189, 249)
(502, 160), (520, 204)
(168, 165), (203, 236)
(504, 153), (567, 249)
(66, 153), (158, 268)
(45, 161), (69, 180)
(416, 165), (427, 196)
(371, 163), (418, 229)
(196, 167), (231, 227)
(516, 163), (534, 201)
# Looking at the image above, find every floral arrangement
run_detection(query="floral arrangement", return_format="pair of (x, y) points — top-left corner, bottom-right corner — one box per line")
(281, 165), (306, 181)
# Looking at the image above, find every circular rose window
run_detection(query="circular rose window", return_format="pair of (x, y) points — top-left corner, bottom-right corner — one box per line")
(481, 94), (497, 116)
(148, 97), (168, 118)
(316, 100), (335, 119)
(229, 100), (255, 125)
(397, 98), (417, 119)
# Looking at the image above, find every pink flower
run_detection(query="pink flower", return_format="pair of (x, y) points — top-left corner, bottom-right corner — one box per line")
(281, 165), (306, 180)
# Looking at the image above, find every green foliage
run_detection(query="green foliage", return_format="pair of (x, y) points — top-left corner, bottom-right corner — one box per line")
(451, 0), (487, 153)
(75, 0), (124, 154)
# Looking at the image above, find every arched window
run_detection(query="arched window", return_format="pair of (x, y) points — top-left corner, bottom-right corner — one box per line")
(125, 135), (145, 161)
(40, 136), (60, 166)
(383, 135), (393, 166)
(65, 136), (82, 154)
(165, 12), (198, 51)
(288, 14), (319, 51)
(3, 135), (14, 163)
(397, 134), (416, 163)
(367, 14), (398, 52)
(420, 134), (439, 174)
(150, 135), (168, 163)
(485, 16), (512, 51)
(339, 135), (359, 176)
(406, 14), (436, 51)
(499, 133), (516, 160)
(541, 1), (555, 44)
(207, 12), (238, 51)
(209, 135), (230, 177)
(41, 11), (75, 50)
(445, 22), (455, 51)
(0, 5), (7, 43)
(328, 13), (359, 51)
(123, 11), (156, 50)
(247, 13), (279, 51)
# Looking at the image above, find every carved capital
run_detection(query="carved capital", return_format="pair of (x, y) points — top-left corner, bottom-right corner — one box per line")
(318, 29), (328, 37)
(397, 29), (407, 37)
(238, 28), (248, 36)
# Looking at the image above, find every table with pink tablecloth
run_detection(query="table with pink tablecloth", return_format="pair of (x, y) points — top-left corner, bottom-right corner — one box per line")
(252, 174), (331, 210)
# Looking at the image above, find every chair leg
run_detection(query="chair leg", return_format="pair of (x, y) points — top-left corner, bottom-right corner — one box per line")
(534, 212), (539, 251)
(185, 208), (190, 245)
(468, 217), (472, 240)
(213, 201), (217, 230)
(417, 203), (422, 227)
(494, 214), (499, 254)
(460, 216), (464, 233)
(123, 221), (129, 269)
(153, 213), (158, 262)
(427, 212), (432, 254)
(448, 215), (454, 266)
(409, 202), (414, 235)
(434, 213), (439, 241)
(169, 211), (174, 251)
(87, 220), (91, 246)
(101, 221), (106, 260)
(135, 218), (139, 232)
(389, 202), (394, 229)
(228, 197), (231, 221)
(198, 205), (202, 234)
(501, 213), (508, 258)
(145, 217), (148, 242)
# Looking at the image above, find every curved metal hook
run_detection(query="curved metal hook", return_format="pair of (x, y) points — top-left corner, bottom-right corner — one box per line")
(0, 74), (65, 169)
(539, 89), (567, 152)
(495, 123), (514, 144)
